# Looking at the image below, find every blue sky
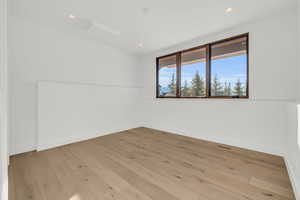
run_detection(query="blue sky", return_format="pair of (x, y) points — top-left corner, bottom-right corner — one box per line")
(159, 55), (247, 88)
(211, 55), (247, 85)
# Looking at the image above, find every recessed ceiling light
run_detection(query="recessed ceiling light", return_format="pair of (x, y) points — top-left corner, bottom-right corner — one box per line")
(226, 7), (233, 13)
(68, 14), (76, 19)
(138, 43), (144, 48)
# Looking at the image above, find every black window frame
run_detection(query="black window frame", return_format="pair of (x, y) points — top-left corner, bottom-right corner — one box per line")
(156, 33), (249, 99)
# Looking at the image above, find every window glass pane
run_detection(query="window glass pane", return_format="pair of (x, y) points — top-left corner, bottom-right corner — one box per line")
(210, 36), (248, 96)
(181, 48), (206, 97)
(158, 55), (177, 96)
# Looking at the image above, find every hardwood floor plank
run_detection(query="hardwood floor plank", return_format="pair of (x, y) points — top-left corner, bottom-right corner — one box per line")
(10, 153), (47, 200)
(8, 161), (15, 200)
(127, 128), (290, 180)
(130, 128), (287, 171)
(95, 133), (293, 200)
(133, 127), (285, 166)
(109, 129), (289, 188)
(9, 127), (296, 200)
(249, 177), (295, 199)
(92, 139), (247, 200)
(67, 141), (180, 200)
(64, 144), (155, 200)
(43, 148), (107, 200)
(27, 151), (70, 200)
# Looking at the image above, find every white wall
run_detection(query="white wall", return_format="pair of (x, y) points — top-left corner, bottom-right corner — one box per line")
(284, 3), (300, 199)
(0, 0), (8, 199)
(139, 10), (298, 156)
(8, 17), (140, 155)
(37, 81), (140, 151)
(286, 103), (300, 199)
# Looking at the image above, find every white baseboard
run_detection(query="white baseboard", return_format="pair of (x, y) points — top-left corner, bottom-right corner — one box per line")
(141, 125), (285, 156)
(10, 127), (142, 155)
(37, 132), (106, 151)
(10, 145), (36, 156)
(37, 127), (138, 152)
(284, 157), (300, 200)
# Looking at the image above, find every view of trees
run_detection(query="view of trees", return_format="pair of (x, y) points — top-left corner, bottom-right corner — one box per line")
(162, 72), (245, 97)
(158, 34), (248, 98)
(182, 70), (205, 96)
(232, 79), (244, 96)
(167, 73), (176, 96)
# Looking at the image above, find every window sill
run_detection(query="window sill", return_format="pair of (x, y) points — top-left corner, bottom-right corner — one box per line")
(156, 96), (249, 99)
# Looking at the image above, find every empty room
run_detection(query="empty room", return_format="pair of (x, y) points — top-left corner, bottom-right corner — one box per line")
(1, 0), (300, 199)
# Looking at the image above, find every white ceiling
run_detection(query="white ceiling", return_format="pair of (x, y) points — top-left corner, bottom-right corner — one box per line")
(9, 0), (297, 55)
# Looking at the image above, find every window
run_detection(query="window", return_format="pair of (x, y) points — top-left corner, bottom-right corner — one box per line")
(156, 33), (249, 98)
(157, 54), (177, 97)
(210, 36), (248, 97)
(181, 47), (207, 97)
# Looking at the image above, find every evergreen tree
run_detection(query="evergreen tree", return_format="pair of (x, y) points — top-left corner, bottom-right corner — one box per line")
(191, 71), (205, 96)
(182, 80), (190, 96)
(168, 73), (176, 95)
(224, 82), (232, 96)
(233, 79), (244, 96)
(212, 75), (223, 96)
(228, 82), (232, 96)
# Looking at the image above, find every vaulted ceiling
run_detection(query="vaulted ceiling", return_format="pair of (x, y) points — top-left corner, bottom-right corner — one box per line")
(9, 0), (297, 54)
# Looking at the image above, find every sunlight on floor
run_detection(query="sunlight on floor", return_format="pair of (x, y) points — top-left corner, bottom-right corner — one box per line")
(70, 194), (81, 200)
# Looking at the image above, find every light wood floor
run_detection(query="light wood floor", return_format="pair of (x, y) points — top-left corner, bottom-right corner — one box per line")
(9, 127), (295, 200)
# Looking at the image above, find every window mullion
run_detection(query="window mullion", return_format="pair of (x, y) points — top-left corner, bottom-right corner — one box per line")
(176, 52), (181, 97)
(206, 44), (211, 97)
